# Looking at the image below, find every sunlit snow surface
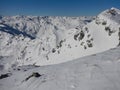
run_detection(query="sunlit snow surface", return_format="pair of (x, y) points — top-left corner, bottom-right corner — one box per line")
(0, 7), (120, 90)
(0, 47), (120, 90)
(0, 8), (120, 67)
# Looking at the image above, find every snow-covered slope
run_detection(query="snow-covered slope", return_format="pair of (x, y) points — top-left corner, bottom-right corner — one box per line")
(0, 7), (120, 90)
(0, 46), (120, 90)
(0, 16), (94, 67)
(0, 8), (120, 67)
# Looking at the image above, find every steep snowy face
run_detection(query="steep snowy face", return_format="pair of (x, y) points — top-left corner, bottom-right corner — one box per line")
(0, 8), (120, 67)
(81, 7), (120, 53)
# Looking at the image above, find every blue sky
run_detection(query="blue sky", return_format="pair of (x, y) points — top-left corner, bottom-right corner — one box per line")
(0, 0), (120, 16)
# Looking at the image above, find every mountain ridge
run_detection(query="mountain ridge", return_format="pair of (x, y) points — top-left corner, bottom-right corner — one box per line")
(0, 7), (120, 68)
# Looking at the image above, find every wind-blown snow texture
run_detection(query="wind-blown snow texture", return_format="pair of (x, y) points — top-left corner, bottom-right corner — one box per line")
(0, 45), (120, 90)
(0, 7), (120, 90)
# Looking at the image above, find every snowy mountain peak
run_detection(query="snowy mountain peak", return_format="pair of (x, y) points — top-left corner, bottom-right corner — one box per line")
(111, 7), (120, 13)
(98, 7), (120, 24)
(99, 7), (120, 16)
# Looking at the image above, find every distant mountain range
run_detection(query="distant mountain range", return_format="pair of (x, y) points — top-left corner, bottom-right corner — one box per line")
(0, 7), (120, 90)
(0, 7), (120, 68)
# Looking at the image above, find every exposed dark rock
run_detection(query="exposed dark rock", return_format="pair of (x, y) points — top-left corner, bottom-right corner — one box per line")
(105, 26), (114, 36)
(105, 26), (111, 31)
(74, 33), (79, 40)
(84, 45), (87, 49)
(0, 73), (12, 80)
(25, 72), (42, 81)
(90, 38), (93, 41)
(87, 34), (91, 38)
(74, 31), (85, 41)
(81, 42), (84, 46)
(87, 43), (93, 47)
(52, 48), (56, 53)
(78, 31), (85, 41)
(42, 47), (45, 51)
(107, 9), (117, 16)
(57, 40), (64, 48)
(58, 51), (60, 54)
(85, 27), (89, 33)
(102, 21), (107, 25)
(46, 55), (49, 60)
